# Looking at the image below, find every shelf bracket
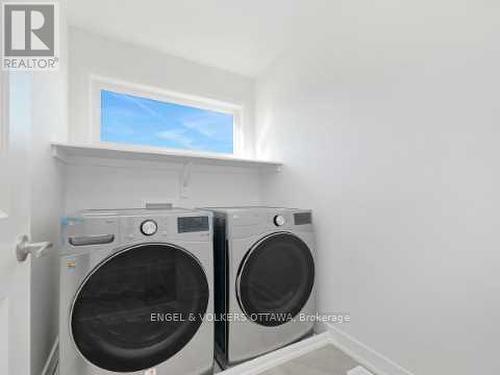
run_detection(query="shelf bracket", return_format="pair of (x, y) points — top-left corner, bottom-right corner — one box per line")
(51, 144), (68, 163)
(180, 161), (193, 198)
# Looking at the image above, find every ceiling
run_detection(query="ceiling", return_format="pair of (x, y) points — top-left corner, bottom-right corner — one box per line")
(67, 0), (320, 77)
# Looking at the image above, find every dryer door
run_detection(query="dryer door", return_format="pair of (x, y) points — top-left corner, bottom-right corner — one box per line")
(71, 243), (209, 372)
(236, 232), (315, 327)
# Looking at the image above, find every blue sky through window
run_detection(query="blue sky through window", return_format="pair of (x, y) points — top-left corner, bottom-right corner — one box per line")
(100, 90), (234, 154)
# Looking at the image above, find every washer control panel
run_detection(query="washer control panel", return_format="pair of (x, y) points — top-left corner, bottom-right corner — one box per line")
(140, 219), (158, 236)
(273, 215), (286, 227)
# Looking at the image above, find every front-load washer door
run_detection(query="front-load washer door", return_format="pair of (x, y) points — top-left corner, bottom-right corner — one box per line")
(236, 232), (315, 327)
(71, 243), (209, 372)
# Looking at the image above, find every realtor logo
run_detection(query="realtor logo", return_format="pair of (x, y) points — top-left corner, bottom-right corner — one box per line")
(2, 2), (59, 70)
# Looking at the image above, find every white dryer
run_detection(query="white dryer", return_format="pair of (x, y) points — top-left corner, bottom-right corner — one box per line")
(59, 208), (214, 375)
(209, 207), (316, 367)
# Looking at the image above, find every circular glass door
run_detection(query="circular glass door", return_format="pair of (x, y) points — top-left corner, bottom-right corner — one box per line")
(71, 243), (209, 372)
(237, 233), (314, 327)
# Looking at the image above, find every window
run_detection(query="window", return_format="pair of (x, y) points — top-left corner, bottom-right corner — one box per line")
(94, 79), (242, 155)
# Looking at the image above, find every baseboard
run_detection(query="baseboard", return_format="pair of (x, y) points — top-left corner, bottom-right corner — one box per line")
(220, 332), (331, 375)
(326, 325), (415, 375)
(41, 337), (59, 375)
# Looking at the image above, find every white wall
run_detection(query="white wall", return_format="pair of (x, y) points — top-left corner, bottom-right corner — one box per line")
(68, 27), (256, 158)
(30, 78), (66, 375)
(256, 1), (500, 374)
(29, 1), (69, 373)
(65, 28), (263, 212)
(63, 156), (263, 212)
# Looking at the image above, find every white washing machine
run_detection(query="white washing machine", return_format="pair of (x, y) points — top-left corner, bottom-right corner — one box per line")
(209, 207), (316, 367)
(59, 208), (214, 375)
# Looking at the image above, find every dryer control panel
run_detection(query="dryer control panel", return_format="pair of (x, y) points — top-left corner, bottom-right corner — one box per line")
(62, 209), (213, 254)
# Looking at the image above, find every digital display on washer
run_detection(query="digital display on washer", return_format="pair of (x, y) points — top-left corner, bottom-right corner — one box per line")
(178, 216), (209, 233)
(294, 212), (312, 225)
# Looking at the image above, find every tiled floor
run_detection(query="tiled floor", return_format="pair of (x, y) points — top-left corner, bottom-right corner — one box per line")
(259, 345), (368, 375)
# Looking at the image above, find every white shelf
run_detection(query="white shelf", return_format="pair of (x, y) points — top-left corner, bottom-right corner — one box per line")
(51, 142), (282, 170)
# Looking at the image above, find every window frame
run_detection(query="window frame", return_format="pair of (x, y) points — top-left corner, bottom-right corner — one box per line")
(90, 76), (244, 156)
